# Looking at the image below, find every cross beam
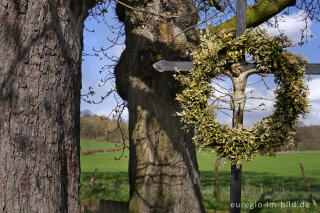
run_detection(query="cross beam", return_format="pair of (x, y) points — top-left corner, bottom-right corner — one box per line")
(153, 60), (320, 74)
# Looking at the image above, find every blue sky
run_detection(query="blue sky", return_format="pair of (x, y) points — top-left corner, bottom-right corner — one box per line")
(81, 7), (320, 126)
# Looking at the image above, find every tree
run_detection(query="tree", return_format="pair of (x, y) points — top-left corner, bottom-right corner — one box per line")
(80, 113), (128, 142)
(115, 1), (205, 212)
(113, 0), (310, 212)
(81, 109), (93, 117)
(0, 0), (96, 211)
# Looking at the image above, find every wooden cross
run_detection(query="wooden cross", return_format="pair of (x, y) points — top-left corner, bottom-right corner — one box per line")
(153, 1), (320, 212)
(153, 60), (320, 74)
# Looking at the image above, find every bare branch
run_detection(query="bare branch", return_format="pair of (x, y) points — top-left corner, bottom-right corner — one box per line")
(113, 0), (179, 18)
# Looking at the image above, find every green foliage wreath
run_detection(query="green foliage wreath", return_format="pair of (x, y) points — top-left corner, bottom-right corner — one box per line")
(176, 29), (309, 166)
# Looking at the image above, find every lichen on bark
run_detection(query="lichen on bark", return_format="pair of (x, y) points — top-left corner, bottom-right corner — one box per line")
(213, 0), (296, 31)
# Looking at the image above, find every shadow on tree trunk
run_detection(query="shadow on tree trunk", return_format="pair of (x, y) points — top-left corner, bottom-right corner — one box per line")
(115, 30), (205, 211)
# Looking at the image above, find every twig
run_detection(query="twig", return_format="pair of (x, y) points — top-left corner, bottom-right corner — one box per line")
(113, 0), (179, 19)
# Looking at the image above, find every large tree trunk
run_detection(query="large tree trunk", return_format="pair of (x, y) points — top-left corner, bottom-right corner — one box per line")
(0, 0), (94, 212)
(115, 1), (205, 212)
(114, 0), (297, 212)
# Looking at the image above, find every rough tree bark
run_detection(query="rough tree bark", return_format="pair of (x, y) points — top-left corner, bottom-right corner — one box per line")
(114, 0), (297, 212)
(0, 0), (95, 212)
(115, 0), (205, 212)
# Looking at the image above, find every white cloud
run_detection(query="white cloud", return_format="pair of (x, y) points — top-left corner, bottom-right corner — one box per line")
(308, 77), (320, 101)
(301, 77), (320, 125)
(260, 10), (313, 44)
(212, 74), (320, 126)
(96, 106), (128, 120)
(243, 85), (275, 126)
(211, 76), (277, 126)
(242, 76), (320, 126)
(245, 86), (274, 110)
(112, 44), (125, 58)
(301, 103), (320, 125)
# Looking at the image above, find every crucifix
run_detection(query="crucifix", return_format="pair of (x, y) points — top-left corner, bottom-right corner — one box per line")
(153, 0), (320, 212)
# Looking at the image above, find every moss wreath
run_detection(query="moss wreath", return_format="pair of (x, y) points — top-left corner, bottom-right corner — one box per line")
(176, 29), (309, 166)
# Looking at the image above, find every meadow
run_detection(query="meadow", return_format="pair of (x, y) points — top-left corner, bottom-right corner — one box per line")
(80, 140), (320, 212)
(80, 140), (123, 151)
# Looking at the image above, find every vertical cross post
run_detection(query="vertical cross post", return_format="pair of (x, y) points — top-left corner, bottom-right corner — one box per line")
(230, 0), (247, 213)
(236, 0), (247, 37)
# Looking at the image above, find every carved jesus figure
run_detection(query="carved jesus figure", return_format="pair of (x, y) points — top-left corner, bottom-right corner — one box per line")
(224, 63), (259, 125)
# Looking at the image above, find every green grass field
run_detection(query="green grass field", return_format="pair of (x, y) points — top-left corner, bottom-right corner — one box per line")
(80, 139), (123, 151)
(80, 140), (320, 212)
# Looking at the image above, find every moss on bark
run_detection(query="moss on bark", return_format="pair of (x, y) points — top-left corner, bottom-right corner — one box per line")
(213, 0), (296, 31)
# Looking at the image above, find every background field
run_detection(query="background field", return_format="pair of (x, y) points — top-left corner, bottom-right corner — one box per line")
(80, 140), (320, 212)
(80, 139), (123, 151)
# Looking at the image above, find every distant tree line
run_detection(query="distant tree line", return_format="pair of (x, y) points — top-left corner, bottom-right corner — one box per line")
(80, 110), (128, 144)
(80, 110), (319, 150)
(292, 125), (320, 151)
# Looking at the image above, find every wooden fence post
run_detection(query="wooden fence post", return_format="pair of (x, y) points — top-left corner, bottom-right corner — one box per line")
(215, 159), (222, 202)
(299, 163), (318, 206)
(89, 168), (98, 186)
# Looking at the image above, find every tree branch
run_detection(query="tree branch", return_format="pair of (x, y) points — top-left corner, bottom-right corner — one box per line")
(209, 0), (223, 12)
(213, 0), (296, 31)
(113, 0), (179, 18)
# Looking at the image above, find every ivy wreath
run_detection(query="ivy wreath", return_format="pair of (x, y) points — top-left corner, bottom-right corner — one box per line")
(176, 29), (309, 166)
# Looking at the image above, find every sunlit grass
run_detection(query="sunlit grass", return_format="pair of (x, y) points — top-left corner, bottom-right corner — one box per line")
(80, 142), (320, 212)
(80, 139), (124, 151)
